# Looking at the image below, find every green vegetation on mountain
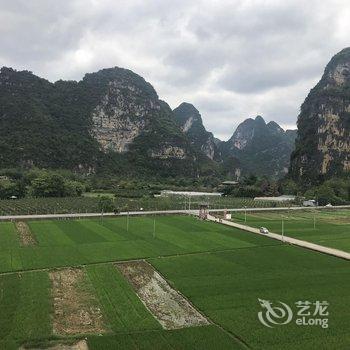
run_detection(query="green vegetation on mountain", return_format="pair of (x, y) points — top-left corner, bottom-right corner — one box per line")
(0, 67), (200, 179)
(0, 67), (100, 170)
(221, 116), (297, 179)
(0, 66), (297, 185)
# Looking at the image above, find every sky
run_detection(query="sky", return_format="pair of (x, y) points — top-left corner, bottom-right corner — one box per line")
(1, 0), (349, 140)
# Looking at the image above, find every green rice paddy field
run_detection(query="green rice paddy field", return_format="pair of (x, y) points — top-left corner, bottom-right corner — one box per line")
(232, 209), (350, 252)
(0, 214), (349, 349)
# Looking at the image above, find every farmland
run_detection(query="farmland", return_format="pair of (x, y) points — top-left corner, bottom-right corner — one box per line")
(231, 209), (350, 252)
(0, 266), (240, 350)
(0, 214), (348, 349)
(0, 272), (51, 350)
(0, 216), (278, 273)
(0, 196), (290, 215)
(151, 244), (350, 350)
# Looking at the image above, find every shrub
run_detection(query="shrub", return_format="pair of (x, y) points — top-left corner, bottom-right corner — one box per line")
(98, 196), (116, 212)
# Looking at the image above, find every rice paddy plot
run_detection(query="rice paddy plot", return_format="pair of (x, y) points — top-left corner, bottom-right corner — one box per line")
(86, 264), (161, 332)
(0, 271), (51, 350)
(0, 222), (20, 249)
(231, 209), (350, 252)
(151, 244), (350, 350)
(87, 325), (244, 350)
(0, 214), (348, 349)
(0, 216), (280, 273)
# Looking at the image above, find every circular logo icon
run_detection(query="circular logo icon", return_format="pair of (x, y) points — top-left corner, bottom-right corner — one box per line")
(258, 298), (293, 328)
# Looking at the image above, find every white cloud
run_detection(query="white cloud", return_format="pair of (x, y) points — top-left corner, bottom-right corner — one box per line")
(1, 0), (350, 140)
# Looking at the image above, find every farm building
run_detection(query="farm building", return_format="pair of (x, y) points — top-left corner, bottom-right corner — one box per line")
(159, 190), (222, 197)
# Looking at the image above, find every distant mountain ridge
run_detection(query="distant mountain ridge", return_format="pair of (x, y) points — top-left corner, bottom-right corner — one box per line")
(171, 104), (296, 178)
(0, 66), (201, 178)
(220, 116), (297, 179)
(173, 103), (221, 161)
(0, 66), (295, 179)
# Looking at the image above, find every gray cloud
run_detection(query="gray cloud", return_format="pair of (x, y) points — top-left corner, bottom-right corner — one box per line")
(1, 0), (349, 140)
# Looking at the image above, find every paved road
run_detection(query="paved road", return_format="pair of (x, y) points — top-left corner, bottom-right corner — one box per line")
(207, 214), (350, 261)
(208, 205), (350, 212)
(0, 204), (349, 221)
(0, 209), (198, 221)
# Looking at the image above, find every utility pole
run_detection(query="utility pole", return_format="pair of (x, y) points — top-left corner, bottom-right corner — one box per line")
(313, 212), (316, 229)
(153, 214), (156, 238)
(127, 211), (129, 232)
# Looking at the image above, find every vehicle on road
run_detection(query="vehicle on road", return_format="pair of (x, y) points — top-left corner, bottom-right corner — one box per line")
(259, 227), (269, 234)
(303, 199), (317, 207)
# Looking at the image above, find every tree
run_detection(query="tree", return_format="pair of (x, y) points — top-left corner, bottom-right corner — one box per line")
(64, 180), (85, 197)
(0, 178), (19, 199)
(282, 179), (298, 195)
(30, 172), (66, 197)
(316, 184), (337, 206)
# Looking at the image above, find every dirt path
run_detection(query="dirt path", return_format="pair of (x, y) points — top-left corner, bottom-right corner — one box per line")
(117, 260), (210, 330)
(50, 268), (106, 335)
(19, 340), (88, 350)
(15, 221), (36, 246)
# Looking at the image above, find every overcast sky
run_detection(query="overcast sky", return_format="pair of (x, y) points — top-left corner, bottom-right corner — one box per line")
(1, 0), (349, 140)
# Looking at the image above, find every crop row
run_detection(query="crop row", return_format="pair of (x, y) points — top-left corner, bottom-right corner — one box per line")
(0, 196), (289, 215)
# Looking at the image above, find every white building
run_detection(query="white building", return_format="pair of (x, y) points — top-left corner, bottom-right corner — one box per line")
(159, 190), (222, 197)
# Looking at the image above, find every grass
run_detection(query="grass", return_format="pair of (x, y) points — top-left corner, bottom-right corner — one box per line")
(151, 244), (350, 350)
(0, 214), (349, 349)
(87, 326), (244, 349)
(0, 216), (280, 273)
(0, 266), (244, 349)
(231, 209), (350, 252)
(0, 271), (51, 349)
(0, 223), (19, 249)
(86, 264), (161, 332)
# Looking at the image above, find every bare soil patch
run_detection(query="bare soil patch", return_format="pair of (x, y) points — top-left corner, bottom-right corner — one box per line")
(50, 268), (106, 335)
(19, 340), (88, 350)
(15, 221), (37, 246)
(117, 260), (209, 330)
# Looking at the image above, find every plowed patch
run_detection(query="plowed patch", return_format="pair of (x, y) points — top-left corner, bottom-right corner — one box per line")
(19, 340), (88, 350)
(50, 268), (106, 335)
(117, 260), (209, 330)
(15, 221), (36, 246)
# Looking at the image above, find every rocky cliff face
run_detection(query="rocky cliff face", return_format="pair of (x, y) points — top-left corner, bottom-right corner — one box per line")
(84, 68), (193, 162)
(221, 116), (296, 179)
(229, 118), (256, 150)
(0, 67), (197, 177)
(91, 81), (150, 153)
(173, 103), (220, 161)
(290, 48), (350, 184)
